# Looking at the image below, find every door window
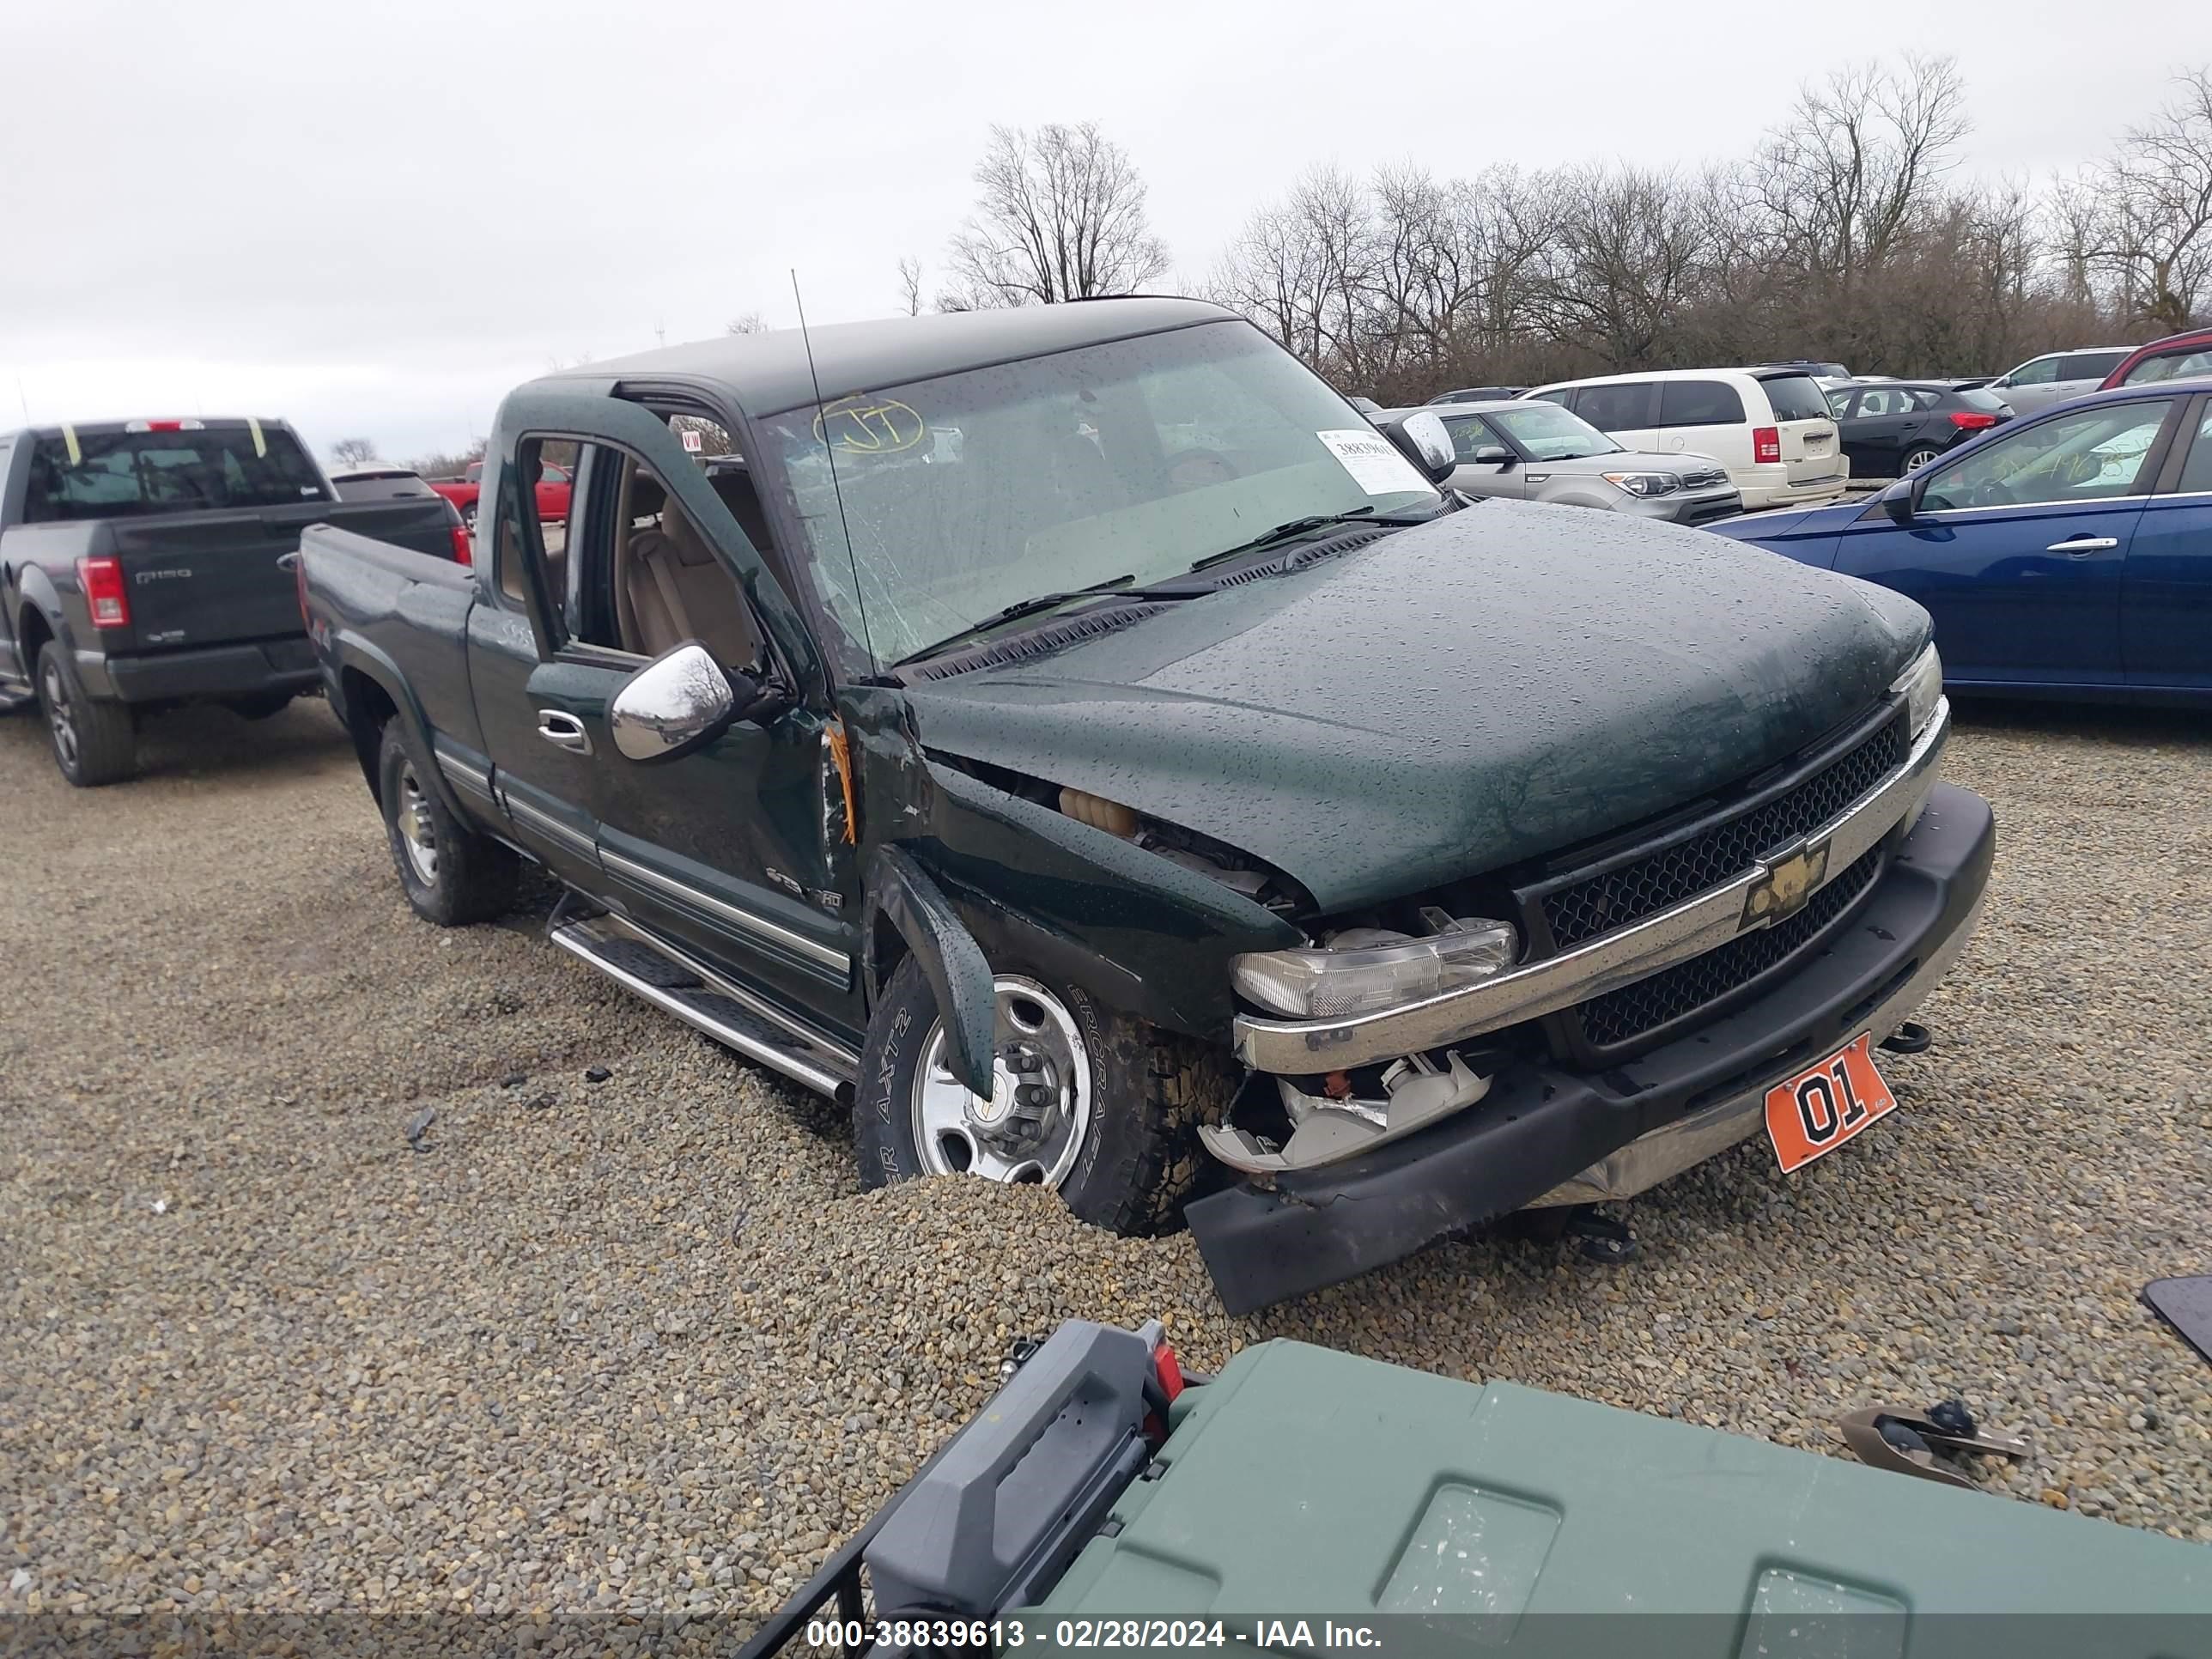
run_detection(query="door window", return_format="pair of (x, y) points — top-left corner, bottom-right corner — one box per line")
(2176, 408), (2212, 493)
(1442, 415), (1505, 460)
(2121, 347), (2212, 387)
(496, 441), (572, 617)
(1657, 380), (1744, 428)
(2063, 350), (2130, 382)
(1854, 388), (1913, 417)
(2006, 356), (2061, 387)
(1919, 401), (2174, 512)
(1574, 382), (1654, 432)
(569, 450), (764, 672)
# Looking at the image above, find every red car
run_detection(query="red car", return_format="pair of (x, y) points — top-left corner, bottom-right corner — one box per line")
(428, 459), (572, 530)
(2099, 327), (2212, 392)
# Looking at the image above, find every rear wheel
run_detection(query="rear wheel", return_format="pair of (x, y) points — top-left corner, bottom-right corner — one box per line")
(461, 501), (478, 531)
(854, 954), (1235, 1235)
(1900, 445), (1943, 473)
(376, 719), (520, 925)
(34, 641), (136, 787)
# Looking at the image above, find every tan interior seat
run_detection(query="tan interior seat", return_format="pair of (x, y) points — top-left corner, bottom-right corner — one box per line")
(615, 470), (761, 669)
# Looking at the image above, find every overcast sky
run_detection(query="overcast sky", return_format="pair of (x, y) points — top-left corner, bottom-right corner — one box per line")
(2, 0), (2203, 461)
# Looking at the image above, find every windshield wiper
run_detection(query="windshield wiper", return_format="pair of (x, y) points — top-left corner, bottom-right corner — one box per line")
(891, 574), (1138, 667)
(1183, 505), (1442, 574)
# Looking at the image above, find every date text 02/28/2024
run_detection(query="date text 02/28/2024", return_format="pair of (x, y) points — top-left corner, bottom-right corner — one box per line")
(803, 1619), (1386, 1650)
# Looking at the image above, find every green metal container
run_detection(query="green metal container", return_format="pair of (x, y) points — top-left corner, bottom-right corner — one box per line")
(1034, 1339), (2212, 1656)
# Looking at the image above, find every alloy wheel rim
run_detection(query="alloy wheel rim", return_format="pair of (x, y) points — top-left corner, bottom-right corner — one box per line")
(1904, 448), (1939, 471)
(395, 764), (440, 884)
(40, 662), (77, 772)
(910, 975), (1091, 1188)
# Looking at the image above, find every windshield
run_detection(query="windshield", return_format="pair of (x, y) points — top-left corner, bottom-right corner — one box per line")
(1479, 402), (1620, 461)
(24, 426), (329, 522)
(756, 321), (1440, 668)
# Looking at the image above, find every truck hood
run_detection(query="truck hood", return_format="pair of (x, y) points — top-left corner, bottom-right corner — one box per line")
(902, 500), (1929, 914)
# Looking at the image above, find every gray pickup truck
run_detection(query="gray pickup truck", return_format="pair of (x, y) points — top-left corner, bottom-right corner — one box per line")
(0, 417), (457, 784)
(299, 299), (1994, 1312)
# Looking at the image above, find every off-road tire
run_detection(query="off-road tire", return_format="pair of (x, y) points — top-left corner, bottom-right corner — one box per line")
(376, 719), (520, 926)
(34, 640), (137, 787)
(855, 954), (1236, 1235)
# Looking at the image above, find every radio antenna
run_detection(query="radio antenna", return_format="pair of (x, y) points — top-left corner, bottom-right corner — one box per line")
(791, 269), (873, 665)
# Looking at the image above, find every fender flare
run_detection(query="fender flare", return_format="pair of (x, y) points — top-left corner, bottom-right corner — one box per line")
(864, 845), (997, 1098)
(328, 631), (470, 820)
(12, 567), (74, 663)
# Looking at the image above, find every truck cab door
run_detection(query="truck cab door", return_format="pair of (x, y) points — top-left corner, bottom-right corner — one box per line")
(466, 466), (608, 888)
(479, 391), (857, 1038)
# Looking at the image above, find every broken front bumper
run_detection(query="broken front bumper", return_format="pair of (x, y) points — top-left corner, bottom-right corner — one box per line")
(1185, 781), (1994, 1316)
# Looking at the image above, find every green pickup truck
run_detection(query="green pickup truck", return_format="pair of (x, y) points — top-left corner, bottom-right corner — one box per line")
(298, 298), (1991, 1311)
(747, 1320), (2212, 1657)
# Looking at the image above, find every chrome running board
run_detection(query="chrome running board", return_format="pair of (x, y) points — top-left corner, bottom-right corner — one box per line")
(549, 912), (858, 1101)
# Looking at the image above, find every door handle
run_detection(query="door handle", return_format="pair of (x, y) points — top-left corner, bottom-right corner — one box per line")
(2045, 536), (2118, 556)
(536, 709), (592, 754)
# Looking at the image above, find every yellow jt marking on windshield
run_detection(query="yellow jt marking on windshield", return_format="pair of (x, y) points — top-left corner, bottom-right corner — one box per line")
(814, 397), (925, 455)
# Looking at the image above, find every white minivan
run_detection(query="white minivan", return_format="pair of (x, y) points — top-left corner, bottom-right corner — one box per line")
(1522, 368), (1850, 510)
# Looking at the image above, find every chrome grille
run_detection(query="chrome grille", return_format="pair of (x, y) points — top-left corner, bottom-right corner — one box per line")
(1540, 714), (1906, 951)
(1574, 844), (1884, 1049)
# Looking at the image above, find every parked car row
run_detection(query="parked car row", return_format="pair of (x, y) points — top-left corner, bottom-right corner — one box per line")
(1400, 398), (1744, 524)
(1716, 376), (2212, 702)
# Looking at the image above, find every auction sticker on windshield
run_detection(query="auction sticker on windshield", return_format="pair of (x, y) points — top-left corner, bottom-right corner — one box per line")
(1316, 428), (1430, 497)
(1764, 1033), (1898, 1174)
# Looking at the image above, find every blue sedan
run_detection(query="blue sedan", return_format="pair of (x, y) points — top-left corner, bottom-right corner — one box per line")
(1709, 380), (2212, 703)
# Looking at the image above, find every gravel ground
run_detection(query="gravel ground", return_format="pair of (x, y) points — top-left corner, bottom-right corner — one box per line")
(3, 693), (2211, 1634)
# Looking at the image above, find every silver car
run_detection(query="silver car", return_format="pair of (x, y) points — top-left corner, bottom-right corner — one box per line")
(1397, 400), (1743, 525)
(1982, 347), (2134, 416)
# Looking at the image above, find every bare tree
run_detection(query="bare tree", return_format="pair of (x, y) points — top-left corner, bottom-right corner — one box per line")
(1758, 54), (1970, 280)
(941, 122), (1170, 307)
(896, 257), (925, 316)
(329, 435), (379, 465)
(2064, 68), (2212, 332)
(726, 312), (769, 336)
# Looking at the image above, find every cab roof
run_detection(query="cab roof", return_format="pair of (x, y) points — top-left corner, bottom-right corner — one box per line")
(529, 296), (1240, 418)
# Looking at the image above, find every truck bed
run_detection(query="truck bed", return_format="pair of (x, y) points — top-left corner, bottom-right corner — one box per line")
(298, 520), (487, 763)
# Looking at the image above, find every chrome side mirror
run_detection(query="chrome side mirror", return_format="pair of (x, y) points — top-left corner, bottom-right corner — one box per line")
(1379, 410), (1459, 483)
(610, 642), (744, 763)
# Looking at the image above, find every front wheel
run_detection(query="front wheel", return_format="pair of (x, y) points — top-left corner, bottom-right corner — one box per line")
(854, 955), (1234, 1235)
(1900, 445), (1943, 474)
(34, 641), (137, 787)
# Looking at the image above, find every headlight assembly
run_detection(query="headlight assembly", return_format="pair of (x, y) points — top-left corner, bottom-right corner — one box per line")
(1890, 642), (1943, 736)
(1233, 917), (1517, 1020)
(1601, 471), (1682, 498)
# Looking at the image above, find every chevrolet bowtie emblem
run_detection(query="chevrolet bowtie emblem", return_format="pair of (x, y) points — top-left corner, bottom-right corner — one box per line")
(1743, 841), (1830, 927)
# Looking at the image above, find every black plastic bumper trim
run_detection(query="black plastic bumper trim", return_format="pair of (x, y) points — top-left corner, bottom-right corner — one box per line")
(1187, 782), (1996, 1316)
